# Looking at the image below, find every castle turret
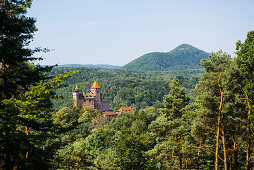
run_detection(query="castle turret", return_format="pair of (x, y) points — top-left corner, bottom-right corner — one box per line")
(75, 84), (79, 92)
(91, 81), (101, 98)
(73, 85), (81, 109)
(90, 81), (102, 109)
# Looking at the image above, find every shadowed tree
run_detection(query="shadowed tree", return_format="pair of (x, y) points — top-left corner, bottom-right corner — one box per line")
(0, 0), (76, 169)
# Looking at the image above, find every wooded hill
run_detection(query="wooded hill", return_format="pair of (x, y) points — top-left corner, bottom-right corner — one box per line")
(121, 44), (209, 71)
(49, 67), (203, 111)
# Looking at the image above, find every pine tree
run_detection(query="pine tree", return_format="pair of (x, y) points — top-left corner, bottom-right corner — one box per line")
(0, 0), (51, 100)
(192, 51), (248, 169)
(236, 31), (254, 170)
(148, 78), (189, 169)
(0, 1), (74, 169)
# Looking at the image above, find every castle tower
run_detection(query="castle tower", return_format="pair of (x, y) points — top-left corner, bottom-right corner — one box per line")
(91, 81), (101, 98)
(73, 85), (81, 109)
(90, 81), (102, 109)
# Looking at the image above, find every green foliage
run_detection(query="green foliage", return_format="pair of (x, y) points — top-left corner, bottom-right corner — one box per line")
(60, 108), (159, 169)
(0, 1), (60, 168)
(236, 30), (254, 110)
(0, 72), (76, 169)
(163, 78), (190, 118)
(53, 107), (104, 169)
(236, 31), (254, 80)
(236, 31), (254, 169)
(54, 107), (80, 127)
(79, 107), (100, 123)
(121, 44), (209, 71)
(2, 1), (253, 168)
(94, 148), (120, 169)
(116, 133), (156, 170)
(55, 138), (92, 169)
(49, 66), (201, 111)
(0, 1), (52, 101)
(107, 113), (136, 133)
(148, 78), (190, 169)
(191, 51), (249, 169)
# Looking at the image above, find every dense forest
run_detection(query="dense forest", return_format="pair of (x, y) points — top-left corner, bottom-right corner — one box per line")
(0, 1), (254, 169)
(49, 67), (202, 111)
(121, 44), (209, 71)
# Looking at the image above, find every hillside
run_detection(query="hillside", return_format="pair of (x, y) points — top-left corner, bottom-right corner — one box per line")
(121, 44), (209, 71)
(49, 67), (203, 111)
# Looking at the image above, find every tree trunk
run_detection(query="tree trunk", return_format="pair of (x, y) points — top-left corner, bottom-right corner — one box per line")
(197, 140), (202, 170)
(1, 2), (11, 169)
(221, 121), (227, 170)
(245, 93), (251, 170)
(233, 141), (239, 170)
(215, 91), (223, 170)
(25, 126), (29, 168)
(4, 125), (11, 170)
(215, 112), (221, 170)
(181, 135), (186, 169)
(183, 154), (186, 169)
(0, 0), (7, 100)
(220, 88), (227, 170)
(179, 157), (182, 170)
(216, 76), (224, 170)
(246, 118), (250, 170)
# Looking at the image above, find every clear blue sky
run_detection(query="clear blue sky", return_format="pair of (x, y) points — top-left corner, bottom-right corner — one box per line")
(27, 0), (254, 66)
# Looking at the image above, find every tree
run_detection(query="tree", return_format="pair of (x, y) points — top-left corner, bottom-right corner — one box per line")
(55, 138), (92, 169)
(53, 107), (103, 168)
(116, 133), (156, 170)
(236, 31), (254, 170)
(53, 107), (80, 127)
(148, 78), (189, 169)
(0, 72), (75, 169)
(191, 51), (248, 169)
(0, 1), (75, 168)
(163, 78), (189, 119)
(0, 0), (51, 100)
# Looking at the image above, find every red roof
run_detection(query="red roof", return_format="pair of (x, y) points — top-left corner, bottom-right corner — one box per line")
(119, 107), (134, 113)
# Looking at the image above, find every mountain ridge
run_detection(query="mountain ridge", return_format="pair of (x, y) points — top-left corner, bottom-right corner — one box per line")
(121, 44), (209, 71)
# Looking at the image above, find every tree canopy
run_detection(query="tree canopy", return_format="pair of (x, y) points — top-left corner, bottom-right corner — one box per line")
(1, 1), (254, 169)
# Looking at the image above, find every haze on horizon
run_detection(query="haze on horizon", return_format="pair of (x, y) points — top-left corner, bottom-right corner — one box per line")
(27, 0), (254, 66)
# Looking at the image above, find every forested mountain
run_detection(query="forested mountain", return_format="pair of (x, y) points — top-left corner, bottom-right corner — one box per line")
(121, 44), (209, 71)
(49, 67), (202, 111)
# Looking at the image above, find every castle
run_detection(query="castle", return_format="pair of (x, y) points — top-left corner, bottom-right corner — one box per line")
(73, 81), (134, 123)
(73, 81), (110, 111)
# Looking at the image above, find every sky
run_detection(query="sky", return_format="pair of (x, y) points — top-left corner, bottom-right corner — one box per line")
(27, 0), (254, 66)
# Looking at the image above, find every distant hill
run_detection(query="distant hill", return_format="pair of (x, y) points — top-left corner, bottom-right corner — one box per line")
(56, 64), (120, 69)
(121, 44), (209, 71)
